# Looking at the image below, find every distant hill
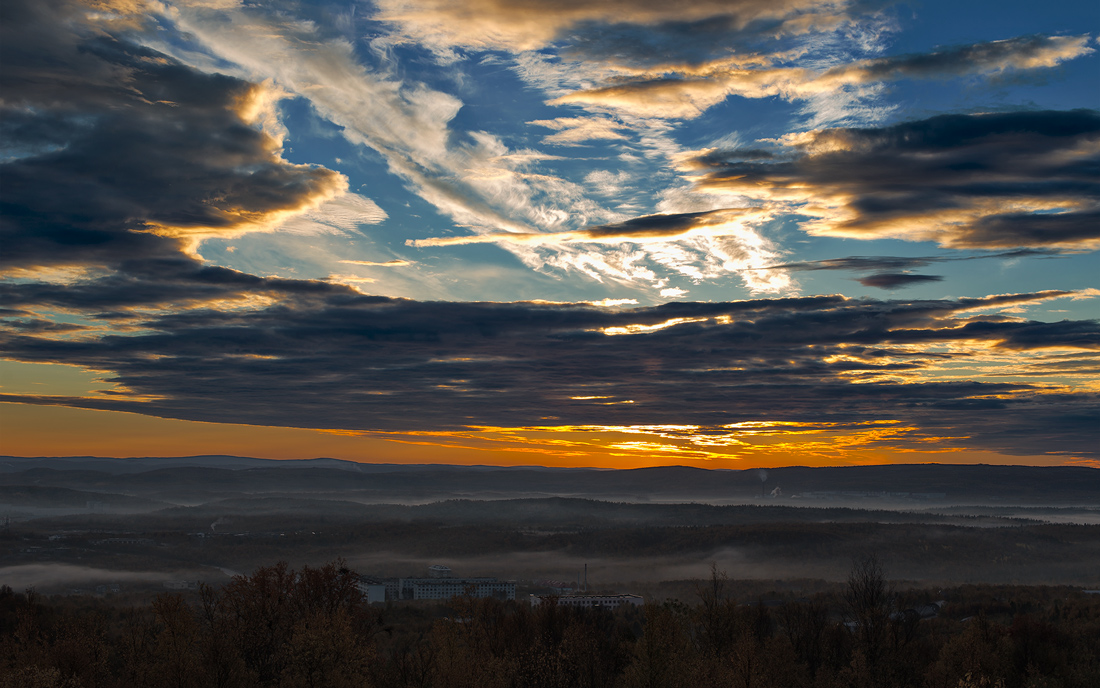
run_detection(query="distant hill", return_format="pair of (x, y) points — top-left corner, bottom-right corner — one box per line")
(0, 485), (165, 510)
(1, 457), (1097, 508)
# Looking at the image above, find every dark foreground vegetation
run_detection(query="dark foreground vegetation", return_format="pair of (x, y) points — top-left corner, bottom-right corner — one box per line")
(3, 559), (1098, 688)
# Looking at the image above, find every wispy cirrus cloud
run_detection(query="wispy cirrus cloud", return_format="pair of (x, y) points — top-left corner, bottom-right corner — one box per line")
(149, 0), (763, 292)
(528, 117), (632, 145)
(408, 208), (794, 293)
(274, 194), (387, 236)
(339, 259), (414, 267)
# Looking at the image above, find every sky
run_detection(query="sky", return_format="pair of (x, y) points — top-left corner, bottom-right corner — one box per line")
(0, 0), (1098, 469)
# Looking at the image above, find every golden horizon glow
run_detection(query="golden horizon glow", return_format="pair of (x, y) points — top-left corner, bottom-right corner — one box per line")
(1, 401), (1090, 470)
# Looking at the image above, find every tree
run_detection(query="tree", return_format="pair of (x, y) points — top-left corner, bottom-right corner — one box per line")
(695, 563), (736, 656)
(152, 594), (200, 688)
(844, 554), (892, 682)
(618, 603), (696, 688)
(779, 599), (829, 680)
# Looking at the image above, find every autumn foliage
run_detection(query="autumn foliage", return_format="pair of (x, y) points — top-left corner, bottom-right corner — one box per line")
(2, 559), (1098, 688)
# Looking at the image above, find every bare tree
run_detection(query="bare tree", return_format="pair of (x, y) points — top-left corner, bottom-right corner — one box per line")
(844, 554), (892, 669)
(695, 562), (735, 656)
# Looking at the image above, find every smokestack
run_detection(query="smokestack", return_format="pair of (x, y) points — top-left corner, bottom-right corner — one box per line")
(584, 563), (588, 593)
(757, 469), (768, 498)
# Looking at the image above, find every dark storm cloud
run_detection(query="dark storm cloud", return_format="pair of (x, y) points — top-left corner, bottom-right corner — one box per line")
(958, 209), (1100, 248)
(0, 0), (346, 271)
(2, 289), (1097, 457)
(753, 249), (1064, 287)
(832, 34), (1095, 81)
(580, 210), (725, 239)
(559, 13), (825, 68)
(0, 259), (363, 315)
(686, 110), (1100, 249)
(857, 273), (944, 289)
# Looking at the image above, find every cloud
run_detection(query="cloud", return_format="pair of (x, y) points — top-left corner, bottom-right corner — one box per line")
(840, 34), (1094, 80)
(157, 1), (629, 237)
(0, 0), (788, 304)
(529, 117), (631, 144)
(151, 1), (740, 293)
(684, 110), (1100, 249)
(584, 170), (636, 198)
(2, 287), (1097, 458)
(275, 194), (387, 236)
(551, 75), (750, 120)
(760, 249), (1065, 275)
(857, 273), (943, 289)
(5, 0), (724, 297)
(405, 208), (794, 293)
(339, 260), (414, 267)
(0, 0), (348, 271)
(407, 209), (766, 246)
(371, 0), (865, 54)
(3, 0), (1096, 467)
(550, 35), (1093, 119)
(0, 258), (360, 317)
(747, 249), (1069, 288)
(373, 0), (897, 127)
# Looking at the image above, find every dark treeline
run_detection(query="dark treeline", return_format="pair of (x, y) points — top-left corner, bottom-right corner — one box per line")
(2, 559), (1098, 688)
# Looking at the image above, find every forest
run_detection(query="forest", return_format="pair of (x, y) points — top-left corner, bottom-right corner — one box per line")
(3, 558), (1098, 688)
(6, 506), (1100, 590)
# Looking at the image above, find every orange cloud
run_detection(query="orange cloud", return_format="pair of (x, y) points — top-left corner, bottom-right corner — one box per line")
(373, 0), (852, 53)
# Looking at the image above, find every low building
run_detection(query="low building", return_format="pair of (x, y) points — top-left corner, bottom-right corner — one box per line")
(359, 566), (515, 602)
(360, 584), (387, 604)
(400, 577), (515, 601)
(358, 575), (401, 602)
(531, 594), (644, 609)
